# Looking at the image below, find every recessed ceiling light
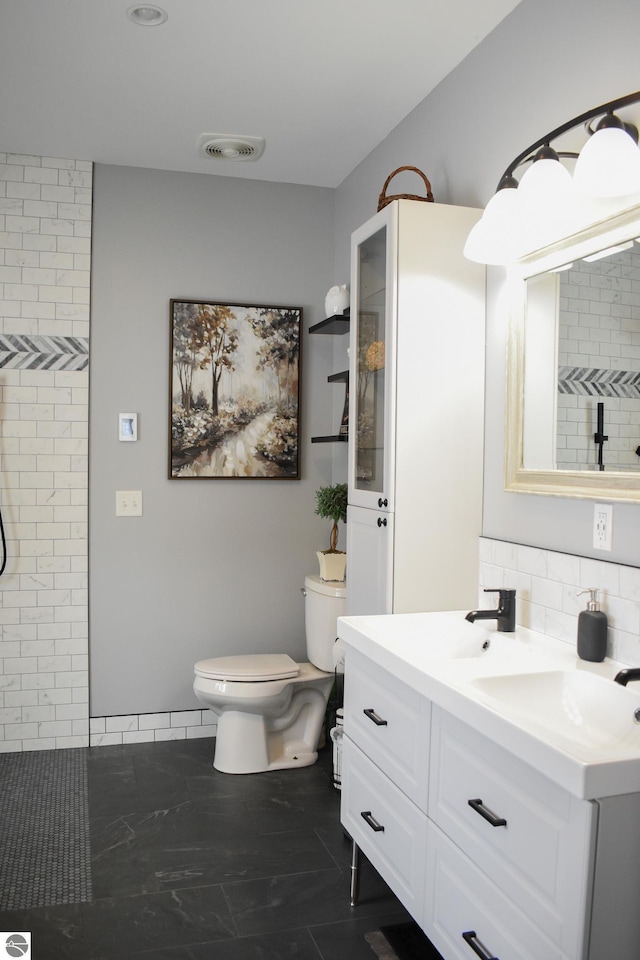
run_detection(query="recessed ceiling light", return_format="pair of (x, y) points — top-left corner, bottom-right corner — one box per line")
(127, 5), (168, 26)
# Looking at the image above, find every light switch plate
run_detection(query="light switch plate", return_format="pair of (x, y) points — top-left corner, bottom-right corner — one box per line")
(116, 490), (143, 517)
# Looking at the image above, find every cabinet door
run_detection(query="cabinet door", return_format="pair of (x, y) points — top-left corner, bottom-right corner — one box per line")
(348, 205), (397, 511)
(425, 822), (565, 960)
(343, 647), (430, 809)
(429, 707), (593, 958)
(345, 504), (393, 616)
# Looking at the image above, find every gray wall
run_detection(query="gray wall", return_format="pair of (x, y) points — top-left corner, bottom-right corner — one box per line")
(333, 0), (640, 568)
(90, 165), (336, 715)
(90, 0), (640, 717)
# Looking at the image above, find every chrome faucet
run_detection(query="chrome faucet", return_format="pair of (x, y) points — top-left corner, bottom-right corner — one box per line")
(465, 588), (516, 633)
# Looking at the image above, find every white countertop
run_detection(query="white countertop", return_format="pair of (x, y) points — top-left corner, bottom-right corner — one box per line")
(338, 610), (640, 800)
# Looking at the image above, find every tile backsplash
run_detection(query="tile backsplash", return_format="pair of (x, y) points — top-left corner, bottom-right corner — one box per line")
(479, 537), (640, 666)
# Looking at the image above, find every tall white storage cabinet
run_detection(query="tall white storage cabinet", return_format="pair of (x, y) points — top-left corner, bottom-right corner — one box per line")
(346, 200), (485, 616)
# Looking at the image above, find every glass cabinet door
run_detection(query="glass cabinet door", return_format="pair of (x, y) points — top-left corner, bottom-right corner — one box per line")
(349, 213), (394, 509)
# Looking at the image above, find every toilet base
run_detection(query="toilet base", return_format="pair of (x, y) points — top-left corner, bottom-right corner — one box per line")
(210, 678), (333, 775)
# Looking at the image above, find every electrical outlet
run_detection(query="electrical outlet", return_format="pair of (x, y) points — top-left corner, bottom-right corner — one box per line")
(593, 502), (612, 551)
(116, 490), (143, 517)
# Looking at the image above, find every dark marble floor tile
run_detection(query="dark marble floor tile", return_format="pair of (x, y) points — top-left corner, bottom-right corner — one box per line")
(155, 827), (337, 891)
(88, 777), (192, 820)
(309, 909), (415, 960)
(132, 743), (217, 784)
(222, 865), (403, 939)
(91, 799), (253, 898)
(244, 785), (342, 836)
(6, 884), (236, 959)
(314, 820), (354, 876)
(185, 755), (334, 803)
(185, 928), (322, 959)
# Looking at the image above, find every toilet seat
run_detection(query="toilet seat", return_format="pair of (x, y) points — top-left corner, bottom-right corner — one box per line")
(194, 653), (300, 682)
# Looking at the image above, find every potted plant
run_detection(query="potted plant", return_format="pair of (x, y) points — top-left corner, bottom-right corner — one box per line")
(315, 482), (348, 581)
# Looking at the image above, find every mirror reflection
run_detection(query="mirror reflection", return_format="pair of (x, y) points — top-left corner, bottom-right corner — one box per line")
(523, 239), (640, 473)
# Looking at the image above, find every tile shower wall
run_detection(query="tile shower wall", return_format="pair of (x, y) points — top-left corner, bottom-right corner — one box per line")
(556, 248), (640, 471)
(479, 537), (640, 665)
(0, 153), (91, 752)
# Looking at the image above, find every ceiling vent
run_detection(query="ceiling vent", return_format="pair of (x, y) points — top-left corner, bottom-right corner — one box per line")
(198, 135), (266, 163)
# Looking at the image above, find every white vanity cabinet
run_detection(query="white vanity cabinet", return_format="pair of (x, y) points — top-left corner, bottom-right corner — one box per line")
(340, 641), (640, 960)
(346, 199), (486, 617)
(426, 707), (594, 960)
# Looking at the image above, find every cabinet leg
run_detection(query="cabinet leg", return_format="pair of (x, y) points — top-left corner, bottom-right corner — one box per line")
(350, 840), (361, 907)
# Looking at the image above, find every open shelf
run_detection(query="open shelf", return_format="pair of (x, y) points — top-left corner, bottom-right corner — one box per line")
(309, 311), (350, 336)
(310, 311), (350, 443)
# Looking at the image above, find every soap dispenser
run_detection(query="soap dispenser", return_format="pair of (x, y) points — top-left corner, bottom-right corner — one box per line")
(577, 588), (607, 662)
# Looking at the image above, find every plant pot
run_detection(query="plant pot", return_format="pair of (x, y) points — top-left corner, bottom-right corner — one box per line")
(316, 550), (346, 582)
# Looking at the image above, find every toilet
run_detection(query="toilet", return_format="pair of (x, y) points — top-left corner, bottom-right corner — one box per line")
(193, 575), (346, 774)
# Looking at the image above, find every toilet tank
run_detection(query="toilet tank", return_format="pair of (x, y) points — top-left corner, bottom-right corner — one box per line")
(304, 574), (347, 672)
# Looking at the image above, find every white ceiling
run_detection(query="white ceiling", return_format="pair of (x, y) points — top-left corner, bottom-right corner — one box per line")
(0, 0), (522, 187)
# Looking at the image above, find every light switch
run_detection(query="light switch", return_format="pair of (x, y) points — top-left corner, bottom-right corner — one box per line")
(116, 490), (143, 517)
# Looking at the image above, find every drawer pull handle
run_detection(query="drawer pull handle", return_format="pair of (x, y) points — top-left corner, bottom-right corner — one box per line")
(363, 708), (388, 726)
(462, 931), (499, 960)
(468, 798), (507, 828)
(377, 517), (387, 527)
(377, 498), (388, 508)
(361, 810), (385, 832)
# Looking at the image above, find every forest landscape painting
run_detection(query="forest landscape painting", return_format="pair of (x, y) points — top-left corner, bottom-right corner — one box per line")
(170, 299), (301, 479)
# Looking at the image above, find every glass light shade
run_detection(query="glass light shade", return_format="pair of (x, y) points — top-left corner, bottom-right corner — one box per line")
(573, 127), (640, 198)
(517, 158), (584, 251)
(463, 187), (523, 265)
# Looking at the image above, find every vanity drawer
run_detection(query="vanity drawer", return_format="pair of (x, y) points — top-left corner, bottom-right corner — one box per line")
(343, 647), (430, 808)
(425, 821), (564, 960)
(341, 736), (427, 918)
(428, 706), (594, 956)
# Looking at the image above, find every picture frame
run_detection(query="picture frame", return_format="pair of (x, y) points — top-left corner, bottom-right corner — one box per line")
(169, 299), (302, 479)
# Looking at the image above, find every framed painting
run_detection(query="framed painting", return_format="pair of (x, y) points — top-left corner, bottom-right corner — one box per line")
(169, 299), (302, 479)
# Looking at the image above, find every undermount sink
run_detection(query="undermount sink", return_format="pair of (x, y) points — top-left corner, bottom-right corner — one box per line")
(471, 670), (640, 756)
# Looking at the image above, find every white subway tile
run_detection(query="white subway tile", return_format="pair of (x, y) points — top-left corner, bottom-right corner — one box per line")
(138, 713), (170, 730)
(123, 730), (154, 744)
(23, 167), (58, 185)
(170, 711), (202, 727)
(90, 732), (123, 746)
(155, 728), (186, 742)
(187, 724), (217, 739)
(106, 715), (139, 733)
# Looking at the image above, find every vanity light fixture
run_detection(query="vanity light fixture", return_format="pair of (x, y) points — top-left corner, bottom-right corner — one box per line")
(126, 5), (168, 26)
(465, 91), (640, 265)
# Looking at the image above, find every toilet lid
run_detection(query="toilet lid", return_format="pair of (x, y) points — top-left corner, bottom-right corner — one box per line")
(194, 653), (300, 682)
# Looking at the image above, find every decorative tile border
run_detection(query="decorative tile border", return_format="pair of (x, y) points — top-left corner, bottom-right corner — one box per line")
(558, 366), (640, 398)
(0, 334), (89, 371)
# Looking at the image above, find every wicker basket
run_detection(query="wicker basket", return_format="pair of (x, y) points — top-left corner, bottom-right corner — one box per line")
(377, 165), (434, 212)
